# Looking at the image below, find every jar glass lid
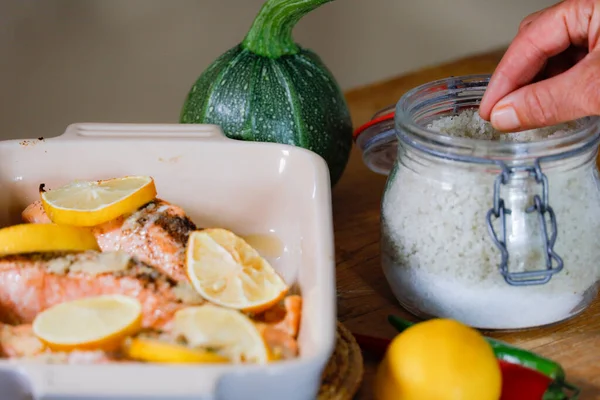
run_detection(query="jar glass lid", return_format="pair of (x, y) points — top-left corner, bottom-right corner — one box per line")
(353, 105), (397, 176)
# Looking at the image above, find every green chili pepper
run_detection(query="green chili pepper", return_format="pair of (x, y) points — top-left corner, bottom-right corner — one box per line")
(387, 315), (581, 399)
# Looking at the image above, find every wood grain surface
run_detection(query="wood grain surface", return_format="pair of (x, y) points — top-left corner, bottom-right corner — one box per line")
(335, 47), (600, 400)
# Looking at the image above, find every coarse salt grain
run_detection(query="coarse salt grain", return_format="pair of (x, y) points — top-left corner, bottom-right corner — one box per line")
(382, 109), (600, 329)
(426, 108), (578, 142)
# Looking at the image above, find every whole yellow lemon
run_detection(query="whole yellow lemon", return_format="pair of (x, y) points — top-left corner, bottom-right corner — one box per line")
(374, 318), (501, 400)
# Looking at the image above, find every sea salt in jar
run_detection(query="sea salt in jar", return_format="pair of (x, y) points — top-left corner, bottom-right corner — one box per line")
(372, 74), (600, 330)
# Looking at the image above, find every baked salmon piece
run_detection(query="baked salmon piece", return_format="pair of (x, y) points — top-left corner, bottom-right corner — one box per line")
(0, 323), (126, 363)
(0, 295), (302, 363)
(0, 323), (110, 363)
(0, 297), (302, 363)
(22, 199), (197, 282)
(255, 295), (302, 359)
(125, 294), (303, 362)
(0, 250), (204, 329)
(0, 323), (44, 358)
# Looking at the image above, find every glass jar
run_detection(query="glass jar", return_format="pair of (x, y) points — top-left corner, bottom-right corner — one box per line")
(377, 74), (600, 330)
(353, 105), (396, 175)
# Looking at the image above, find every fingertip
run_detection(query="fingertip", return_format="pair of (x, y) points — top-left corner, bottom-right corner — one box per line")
(490, 104), (522, 132)
(478, 82), (499, 120)
(479, 73), (514, 121)
(478, 100), (492, 121)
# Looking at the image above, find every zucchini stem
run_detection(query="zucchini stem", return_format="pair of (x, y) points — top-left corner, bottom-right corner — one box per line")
(242, 0), (333, 58)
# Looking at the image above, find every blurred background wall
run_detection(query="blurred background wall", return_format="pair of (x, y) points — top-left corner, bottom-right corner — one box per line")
(1, 0), (556, 140)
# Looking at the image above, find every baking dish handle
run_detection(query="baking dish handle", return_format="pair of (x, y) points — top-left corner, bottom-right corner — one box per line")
(58, 123), (230, 141)
(0, 368), (34, 400)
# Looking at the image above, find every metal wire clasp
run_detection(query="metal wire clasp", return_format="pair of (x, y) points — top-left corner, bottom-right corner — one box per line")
(485, 160), (564, 286)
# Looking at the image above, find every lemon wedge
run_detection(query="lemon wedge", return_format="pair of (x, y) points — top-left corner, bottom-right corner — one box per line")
(124, 337), (229, 364)
(32, 294), (142, 352)
(186, 229), (288, 313)
(0, 223), (100, 257)
(173, 304), (270, 364)
(40, 176), (157, 226)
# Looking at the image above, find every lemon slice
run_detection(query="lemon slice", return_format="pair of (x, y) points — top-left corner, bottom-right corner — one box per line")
(186, 229), (288, 313)
(0, 223), (100, 257)
(40, 176), (157, 226)
(32, 294), (142, 351)
(173, 305), (270, 364)
(124, 337), (229, 364)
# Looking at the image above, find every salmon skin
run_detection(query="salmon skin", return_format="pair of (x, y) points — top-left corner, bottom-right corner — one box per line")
(22, 199), (197, 282)
(0, 250), (204, 329)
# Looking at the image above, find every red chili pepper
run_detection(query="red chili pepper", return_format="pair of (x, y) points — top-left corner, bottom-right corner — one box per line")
(498, 359), (557, 400)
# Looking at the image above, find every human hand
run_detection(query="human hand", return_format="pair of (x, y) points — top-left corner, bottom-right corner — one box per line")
(479, 0), (600, 131)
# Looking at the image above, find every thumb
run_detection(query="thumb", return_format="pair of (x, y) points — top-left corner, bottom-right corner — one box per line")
(489, 54), (600, 132)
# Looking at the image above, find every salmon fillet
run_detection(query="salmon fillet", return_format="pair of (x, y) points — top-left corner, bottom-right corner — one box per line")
(0, 250), (204, 329)
(0, 323), (121, 363)
(0, 323), (44, 358)
(255, 295), (302, 359)
(0, 295), (301, 363)
(22, 199), (197, 282)
(128, 294), (302, 361)
(12, 199), (303, 363)
(0, 296), (302, 363)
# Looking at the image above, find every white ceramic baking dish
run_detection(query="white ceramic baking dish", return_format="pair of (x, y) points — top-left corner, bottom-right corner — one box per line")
(0, 123), (337, 400)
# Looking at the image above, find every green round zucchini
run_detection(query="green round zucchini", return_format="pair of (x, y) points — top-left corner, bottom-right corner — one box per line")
(180, 0), (352, 186)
